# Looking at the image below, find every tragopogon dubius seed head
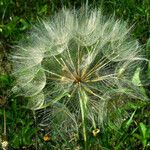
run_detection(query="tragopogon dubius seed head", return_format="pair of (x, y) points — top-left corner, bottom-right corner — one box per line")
(12, 7), (146, 146)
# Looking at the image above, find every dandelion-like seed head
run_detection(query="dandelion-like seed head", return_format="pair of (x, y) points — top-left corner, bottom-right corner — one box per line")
(12, 7), (145, 146)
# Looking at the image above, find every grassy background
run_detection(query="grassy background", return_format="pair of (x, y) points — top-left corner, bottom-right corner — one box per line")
(0, 0), (150, 149)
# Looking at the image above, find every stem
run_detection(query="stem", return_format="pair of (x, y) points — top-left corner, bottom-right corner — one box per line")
(78, 87), (88, 150)
(3, 108), (6, 136)
(33, 111), (38, 150)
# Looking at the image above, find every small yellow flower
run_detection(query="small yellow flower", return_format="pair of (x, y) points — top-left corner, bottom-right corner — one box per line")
(43, 134), (50, 141)
(92, 128), (100, 137)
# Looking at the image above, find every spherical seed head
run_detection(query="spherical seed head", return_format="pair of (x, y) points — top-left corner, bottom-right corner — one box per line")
(12, 7), (145, 143)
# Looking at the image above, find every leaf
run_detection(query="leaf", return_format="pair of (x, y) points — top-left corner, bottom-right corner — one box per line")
(125, 109), (136, 129)
(146, 38), (150, 78)
(37, 5), (48, 15)
(3, 16), (19, 37)
(147, 61), (150, 78)
(139, 122), (147, 139)
(139, 122), (147, 147)
(146, 38), (150, 53)
(19, 18), (29, 31)
(0, 74), (10, 88)
(11, 134), (20, 149)
(132, 67), (147, 98)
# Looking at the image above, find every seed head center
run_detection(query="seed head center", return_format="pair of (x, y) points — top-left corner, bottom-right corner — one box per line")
(74, 75), (82, 84)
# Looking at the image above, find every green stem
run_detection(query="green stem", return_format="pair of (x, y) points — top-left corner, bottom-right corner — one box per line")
(80, 98), (87, 145)
(79, 87), (88, 150)
(33, 111), (38, 150)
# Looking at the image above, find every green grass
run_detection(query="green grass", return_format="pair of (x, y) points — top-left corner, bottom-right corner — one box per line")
(0, 0), (150, 149)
